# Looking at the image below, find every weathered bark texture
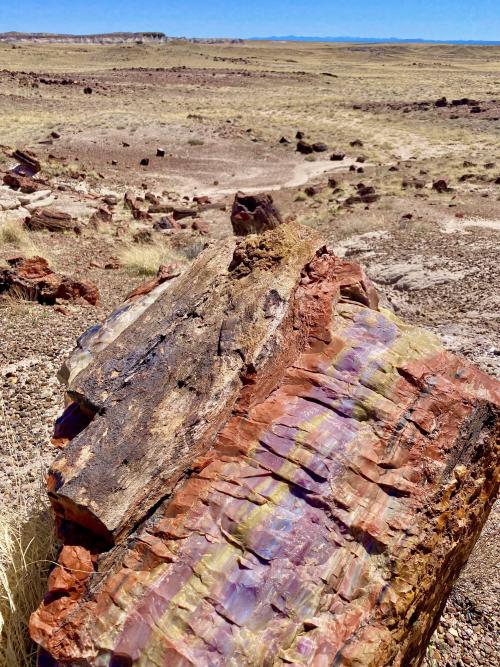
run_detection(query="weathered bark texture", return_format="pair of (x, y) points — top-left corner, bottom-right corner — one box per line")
(31, 223), (499, 667)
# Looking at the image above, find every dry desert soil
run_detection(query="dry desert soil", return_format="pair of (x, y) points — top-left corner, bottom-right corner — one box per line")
(0, 39), (499, 666)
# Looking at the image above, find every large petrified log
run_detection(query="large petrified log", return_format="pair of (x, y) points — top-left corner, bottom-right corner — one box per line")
(31, 223), (499, 666)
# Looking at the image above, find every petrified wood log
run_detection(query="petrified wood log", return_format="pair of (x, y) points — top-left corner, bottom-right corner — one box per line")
(25, 208), (81, 234)
(231, 191), (283, 235)
(124, 191), (152, 220)
(31, 223), (499, 667)
(0, 256), (99, 305)
(3, 172), (45, 192)
(12, 148), (41, 176)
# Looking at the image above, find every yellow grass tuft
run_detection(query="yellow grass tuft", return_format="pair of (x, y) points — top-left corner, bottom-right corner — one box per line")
(0, 508), (55, 667)
(0, 393), (56, 667)
(0, 219), (29, 246)
(119, 244), (184, 276)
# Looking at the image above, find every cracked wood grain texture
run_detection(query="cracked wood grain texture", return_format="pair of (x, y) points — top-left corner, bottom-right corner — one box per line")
(31, 223), (499, 667)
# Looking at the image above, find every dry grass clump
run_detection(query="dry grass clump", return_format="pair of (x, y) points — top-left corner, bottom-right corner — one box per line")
(0, 507), (55, 667)
(0, 219), (29, 246)
(119, 244), (184, 276)
(333, 212), (389, 240)
(0, 220), (47, 262)
(0, 394), (56, 667)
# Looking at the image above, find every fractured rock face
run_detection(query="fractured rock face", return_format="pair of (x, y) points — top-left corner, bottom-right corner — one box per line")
(31, 223), (499, 667)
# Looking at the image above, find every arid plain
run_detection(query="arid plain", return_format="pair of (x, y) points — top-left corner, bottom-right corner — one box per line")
(0, 39), (499, 666)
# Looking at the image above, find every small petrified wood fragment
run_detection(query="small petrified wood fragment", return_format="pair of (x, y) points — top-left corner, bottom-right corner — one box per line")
(0, 256), (99, 305)
(3, 172), (45, 192)
(25, 208), (81, 234)
(31, 223), (499, 667)
(231, 191), (283, 235)
(124, 191), (152, 220)
(12, 148), (41, 176)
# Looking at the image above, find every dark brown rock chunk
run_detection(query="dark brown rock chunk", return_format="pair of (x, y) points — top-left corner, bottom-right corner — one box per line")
(296, 140), (314, 154)
(11, 149), (41, 176)
(124, 192), (151, 220)
(89, 206), (112, 226)
(433, 178), (451, 193)
(3, 172), (44, 192)
(172, 207), (197, 221)
(25, 208), (81, 234)
(230, 191), (283, 236)
(191, 219), (209, 234)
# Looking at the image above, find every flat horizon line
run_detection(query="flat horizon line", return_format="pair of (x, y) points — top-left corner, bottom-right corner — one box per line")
(1, 31), (499, 45)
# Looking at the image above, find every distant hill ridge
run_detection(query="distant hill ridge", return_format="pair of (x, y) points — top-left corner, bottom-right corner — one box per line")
(250, 35), (500, 45)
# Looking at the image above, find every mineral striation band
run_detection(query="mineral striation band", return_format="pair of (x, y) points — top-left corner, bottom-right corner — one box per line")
(30, 223), (499, 667)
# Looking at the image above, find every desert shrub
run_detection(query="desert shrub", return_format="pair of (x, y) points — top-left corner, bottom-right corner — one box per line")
(187, 138), (204, 146)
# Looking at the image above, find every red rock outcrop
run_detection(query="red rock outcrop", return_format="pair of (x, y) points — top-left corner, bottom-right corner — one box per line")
(0, 256), (99, 305)
(30, 224), (499, 667)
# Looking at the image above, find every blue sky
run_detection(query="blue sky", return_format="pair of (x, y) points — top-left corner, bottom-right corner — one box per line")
(0, 1), (499, 41)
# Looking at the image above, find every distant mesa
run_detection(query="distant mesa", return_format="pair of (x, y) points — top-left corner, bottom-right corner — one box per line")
(0, 31), (244, 45)
(2, 31), (498, 46)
